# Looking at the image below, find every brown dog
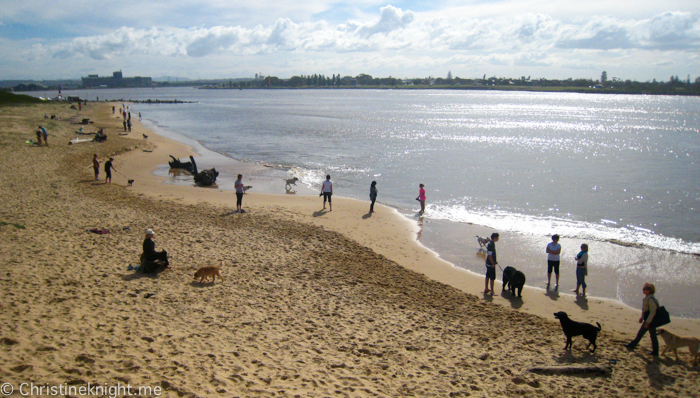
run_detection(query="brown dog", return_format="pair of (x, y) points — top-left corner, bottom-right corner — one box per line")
(194, 266), (223, 283)
(657, 328), (700, 366)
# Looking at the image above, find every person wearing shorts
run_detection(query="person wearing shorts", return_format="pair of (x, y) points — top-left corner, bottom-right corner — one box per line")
(321, 175), (333, 211)
(546, 234), (562, 288)
(104, 157), (116, 184)
(92, 154), (100, 181)
(234, 174), (244, 213)
(484, 232), (499, 295)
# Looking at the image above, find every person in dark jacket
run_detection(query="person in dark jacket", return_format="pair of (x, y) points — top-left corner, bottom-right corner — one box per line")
(143, 229), (169, 270)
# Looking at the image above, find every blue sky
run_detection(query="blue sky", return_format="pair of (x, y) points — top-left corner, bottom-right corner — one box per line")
(0, 1), (698, 81)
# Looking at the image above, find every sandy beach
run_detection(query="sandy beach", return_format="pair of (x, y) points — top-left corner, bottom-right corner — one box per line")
(1, 100), (698, 397)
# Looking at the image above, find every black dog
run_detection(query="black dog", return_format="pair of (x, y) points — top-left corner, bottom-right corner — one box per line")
(502, 266), (526, 297)
(127, 179), (134, 186)
(553, 311), (601, 352)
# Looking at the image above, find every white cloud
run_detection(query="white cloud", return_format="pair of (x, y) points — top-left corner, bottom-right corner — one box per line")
(1, 4), (699, 80)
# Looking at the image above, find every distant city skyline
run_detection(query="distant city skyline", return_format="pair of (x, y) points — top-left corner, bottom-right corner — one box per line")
(0, 1), (698, 81)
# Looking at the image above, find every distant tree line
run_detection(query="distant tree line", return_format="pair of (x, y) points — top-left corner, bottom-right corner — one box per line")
(6, 72), (700, 96)
(202, 72), (700, 95)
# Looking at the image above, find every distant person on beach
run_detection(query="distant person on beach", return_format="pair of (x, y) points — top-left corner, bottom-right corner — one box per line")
(234, 174), (245, 213)
(369, 181), (378, 213)
(142, 229), (170, 271)
(625, 282), (660, 357)
(104, 157), (116, 184)
(39, 126), (48, 146)
(112, 106), (115, 114)
(92, 154), (100, 181)
(127, 119), (132, 132)
(573, 243), (588, 296)
(35, 129), (43, 145)
(546, 234), (562, 288)
(417, 183), (426, 215)
(484, 232), (499, 295)
(321, 175), (333, 211)
(139, 112), (142, 120)
(123, 119), (127, 131)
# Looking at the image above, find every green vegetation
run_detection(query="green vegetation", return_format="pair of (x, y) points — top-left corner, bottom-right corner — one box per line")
(0, 221), (26, 229)
(199, 73), (700, 96)
(0, 91), (45, 106)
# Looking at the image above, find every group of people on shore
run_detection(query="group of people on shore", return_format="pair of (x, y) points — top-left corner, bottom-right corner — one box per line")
(92, 154), (117, 183)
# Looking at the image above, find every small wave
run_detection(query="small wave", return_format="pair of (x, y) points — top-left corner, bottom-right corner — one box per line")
(425, 203), (700, 255)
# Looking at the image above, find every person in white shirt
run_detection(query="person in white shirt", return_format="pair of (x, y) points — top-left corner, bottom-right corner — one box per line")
(321, 175), (333, 211)
(546, 234), (562, 288)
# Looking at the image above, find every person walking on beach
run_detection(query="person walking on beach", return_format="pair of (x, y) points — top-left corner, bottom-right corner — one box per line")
(104, 157), (116, 184)
(546, 234), (562, 288)
(92, 154), (100, 181)
(417, 183), (426, 215)
(321, 175), (333, 211)
(39, 126), (48, 146)
(573, 243), (588, 296)
(234, 174), (245, 213)
(142, 229), (170, 271)
(484, 232), (499, 295)
(624, 282), (660, 356)
(369, 181), (378, 213)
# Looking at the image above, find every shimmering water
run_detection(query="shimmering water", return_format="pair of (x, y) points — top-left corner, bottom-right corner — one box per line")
(56, 87), (700, 316)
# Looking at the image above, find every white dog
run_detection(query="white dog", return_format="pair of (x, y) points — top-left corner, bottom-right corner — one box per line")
(476, 236), (491, 248)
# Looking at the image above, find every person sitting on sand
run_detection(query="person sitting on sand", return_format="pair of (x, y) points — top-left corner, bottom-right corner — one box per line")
(142, 229), (170, 271)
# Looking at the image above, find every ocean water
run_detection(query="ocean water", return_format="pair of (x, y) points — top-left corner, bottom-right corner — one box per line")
(55, 87), (700, 316)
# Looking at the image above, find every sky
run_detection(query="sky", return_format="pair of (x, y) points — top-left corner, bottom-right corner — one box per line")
(0, 1), (698, 81)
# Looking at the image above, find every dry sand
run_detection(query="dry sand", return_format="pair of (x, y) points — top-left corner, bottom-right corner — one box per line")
(0, 101), (698, 397)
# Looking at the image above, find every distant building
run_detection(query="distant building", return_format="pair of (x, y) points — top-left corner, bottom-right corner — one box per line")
(81, 70), (153, 88)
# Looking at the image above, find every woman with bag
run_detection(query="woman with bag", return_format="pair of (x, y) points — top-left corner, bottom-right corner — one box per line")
(624, 282), (661, 356)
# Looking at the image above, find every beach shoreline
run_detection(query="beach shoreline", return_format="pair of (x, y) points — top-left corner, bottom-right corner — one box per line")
(112, 102), (700, 336)
(2, 100), (698, 397)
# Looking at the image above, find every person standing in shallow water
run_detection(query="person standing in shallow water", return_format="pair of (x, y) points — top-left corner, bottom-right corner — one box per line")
(484, 232), (499, 295)
(417, 183), (426, 215)
(369, 181), (378, 213)
(573, 243), (588, 296)
(321, 175), (333, 211)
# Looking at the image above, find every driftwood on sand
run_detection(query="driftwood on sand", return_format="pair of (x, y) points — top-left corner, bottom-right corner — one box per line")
(168, 155), (197, 173)
(528, 365), (612, 376)
(194, 168), (218, 186)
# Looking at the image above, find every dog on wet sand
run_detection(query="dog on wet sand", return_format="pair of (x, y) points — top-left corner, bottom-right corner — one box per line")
(657, 328), (700, 366)
(476, 236), (491, 248)
(127, 179), (134, 186)
(194, 266), (223, 283)
(502, 266), (526, 298)
(554, 311), (602, 352)
(284, 177), (299, 189)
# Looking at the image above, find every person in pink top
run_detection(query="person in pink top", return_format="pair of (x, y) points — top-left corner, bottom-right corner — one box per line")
(417, 183), (426, 215)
